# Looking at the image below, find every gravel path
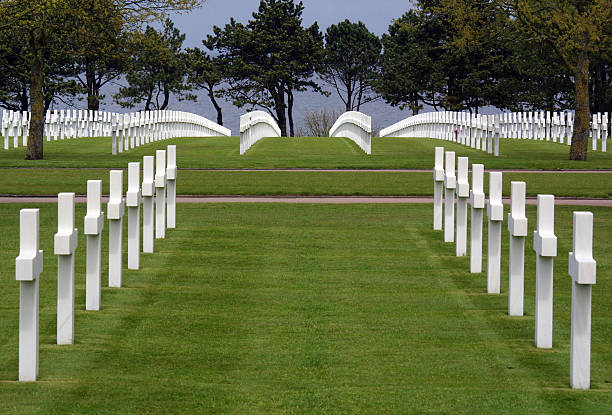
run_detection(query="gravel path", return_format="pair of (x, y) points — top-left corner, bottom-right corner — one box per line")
(1, 195), (611, 206)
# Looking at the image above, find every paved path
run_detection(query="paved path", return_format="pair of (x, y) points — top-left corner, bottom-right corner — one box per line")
(180, 168), (612, 173)
(1, 195), (611, 206)
(1, 167), (611, 173)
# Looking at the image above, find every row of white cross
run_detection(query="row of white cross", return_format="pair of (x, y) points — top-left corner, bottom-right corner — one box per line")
(1, 109), (114, 149)
(239, 111), (282, 154)
(0, 109), (231, 153)
(433, 146), (597, 390)
(15, 145), (178, 382)
(112, 110), (231, 155)
(380, 111), (611, 154)
(328, 111), (373, 155)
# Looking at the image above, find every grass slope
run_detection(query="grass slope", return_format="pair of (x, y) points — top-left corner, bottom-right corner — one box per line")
(0, 203), (611, 414)
(1, 135), (612, 170)
(0, 169), (610, 198)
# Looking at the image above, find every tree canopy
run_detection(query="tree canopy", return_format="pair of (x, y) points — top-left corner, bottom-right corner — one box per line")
(185, 47), (226, 125)
(376, 0), (611, 160)
(0, 0), (204, 159)
(206, 0), (324, 136)
(115, 19), (191, 111)
(503, 0), (612, 159)
(321, 20), (381, 112)
(0, 0), (609, 161)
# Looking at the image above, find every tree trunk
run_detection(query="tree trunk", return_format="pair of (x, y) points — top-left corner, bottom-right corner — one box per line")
(272, 87), (287, 137)
(344, 79), (353, 112)
(44, 96), (53, 112)
(86, 65), (100, 110)
(160, 88), (170, 110)
(208, 87), (223, 126)
(87, 94), (100, 110)
(356, 82), (364, 112)
(145, 91), (152, 111)
(19, 86), (29, 111)
(26, 29), (44, 160)
(590, 61), (606, 113)
(287, 88), (294, 137)
(410, 95), (420, 115)
(569, 50), (590, 161)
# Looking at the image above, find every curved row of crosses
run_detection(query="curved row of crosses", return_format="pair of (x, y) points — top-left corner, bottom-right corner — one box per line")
(2, 109), (609, 158)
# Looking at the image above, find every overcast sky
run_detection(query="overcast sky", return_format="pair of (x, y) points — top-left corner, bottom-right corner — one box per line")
(168, 0), (412, 47)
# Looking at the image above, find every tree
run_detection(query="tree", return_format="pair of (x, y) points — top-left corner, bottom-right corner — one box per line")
(206, 0), (324, 136)
(185, 47), (226, 125)
(589, 50), (612, 114)
(375, 11), (431, 114)
(115, 19), (192, 110)
(500, 0), (612, 160)
(70, 0), (128, 110)
(504, 21), (574, 111)
(0, 1), (71, 159)
(320, 20), (381, 112)
(0, 0), (203, 160)
(0, 14), (82, 112)
(298, 109), (340, 136)
(376, 2), (513, 114)
(0, 31), (32, 111)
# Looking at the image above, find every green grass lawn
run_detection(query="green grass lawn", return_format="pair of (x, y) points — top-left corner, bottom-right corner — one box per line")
(1, 169), (610, 198)
(0, 136), (610, 198)
(0, 203), (611, 414)
(1, 135), (612, 170)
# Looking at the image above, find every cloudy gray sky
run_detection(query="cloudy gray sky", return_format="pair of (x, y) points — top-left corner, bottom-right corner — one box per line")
(169, 0), (412, 47)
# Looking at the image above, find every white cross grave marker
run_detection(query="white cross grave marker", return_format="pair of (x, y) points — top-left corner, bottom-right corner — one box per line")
(108, 170), (125, 287)
(456, 156), (469, 256)
(602, 112), (608, 153)
(433, 147), (444, 230)
(444, 151), (456, 242)
(84, 180), (104, 310)
(569, 212), (596, 389)
(54, 193), (78, 344)
(493, 114), (500, 156)
(16, 209), (43, 381)
(533, 195), (557, 348)
(155, 150), (167, 239)
(127, 162), (141, 270)
(508, 181), (528, 315)
(487, 172), (503, 294)
(166, 145), (177, 229)
(142, 156), (155, 253)
(591, 113), (599, 151)
(470, 164), (485, 273)
(111, 115), (118, 155)
(2, 110), (9, 149)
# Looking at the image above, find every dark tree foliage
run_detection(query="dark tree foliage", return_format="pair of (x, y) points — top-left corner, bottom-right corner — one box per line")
(206, 0), (324, 136)
(185, 47), (226, 125)
(320, 20), (381, 112)
(0, 0), (203, 159)
(379, 1), (520, 113)
(376, 0), (610, 127)
(490, 0), (612, 160)
(589, 55), (611, 114)
(69, 0), (128, 111)
(375, 11), (431, 114)
(114, 19), (192, 111)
